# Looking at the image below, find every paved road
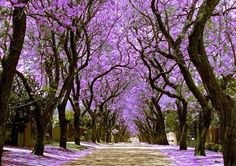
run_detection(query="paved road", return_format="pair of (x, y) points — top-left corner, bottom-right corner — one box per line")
(64, 143), (174, 166)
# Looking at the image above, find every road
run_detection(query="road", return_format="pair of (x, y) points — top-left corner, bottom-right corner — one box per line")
(64, 143), (174, 166)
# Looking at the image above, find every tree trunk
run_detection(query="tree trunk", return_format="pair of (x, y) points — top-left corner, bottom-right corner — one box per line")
(74, 111), (81, 145)
(33, 123), (46, 156)
(96, 132), (101, 143)
(106, 132), (111, 143)
(152, 98), (169, 145)
(194, 121), (206, 156)
(91, 117), (96, 143)
(152, 121), (169, 145)
(221, 101), (236, 166)
(0, 124), (5, 165)
(58, 104), (67, 149)
(155, 132), (169, 145)
(194, 110), (211, 156)
(176, 100), (188, 150)
(179, 124), (188, 150)
(101, 128), (106, 142)
(0, 6), (27, 164)
(195, 128), (208, 156)
(11, 122), (18, 146)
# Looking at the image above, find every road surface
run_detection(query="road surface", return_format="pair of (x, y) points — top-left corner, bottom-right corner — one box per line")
(64, 143), (174, 166)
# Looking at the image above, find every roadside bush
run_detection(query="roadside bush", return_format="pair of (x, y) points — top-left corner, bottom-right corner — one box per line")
(205, 143), (222, 152)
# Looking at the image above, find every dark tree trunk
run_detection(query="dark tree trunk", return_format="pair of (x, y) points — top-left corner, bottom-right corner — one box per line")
(74, 111), (81, 145)
(194, 109), (211, 156)
(194, 116), (206, 156)
(147, 135), (152, 144)
(195, 128), (208, 156)
(0, 144), (3, 165)
(176, 100), (188, 150)
(96, 131), (101, 143)
(220, 101), (236, 166)
(58, 104), (67, 149)
(151, 121), (169, 145)
(33, 107), (52, 156)
(0, 6), (27, 164)
(152, 98), (169, 145)
(154, 130), (169, 145)
(11, 122), (18, 146)
(32, 108), (44, 156)
(101, 128), (106, 142)
(91, 117), (96, 143)
(179, 124), (188, 150)
(106, 132), (111, 143)
(58, 74), (73, 148)
(151, 134), (157, 144)
(33, 123), (46, 156)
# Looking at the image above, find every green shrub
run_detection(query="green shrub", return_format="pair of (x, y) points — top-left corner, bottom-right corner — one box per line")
(205, 143), (222, 152)
(205, 143), (214, 150)
(187, 140), (196, 147)
(212, 144), (221, 152)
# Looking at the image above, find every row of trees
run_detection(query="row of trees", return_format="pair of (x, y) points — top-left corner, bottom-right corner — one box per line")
(0, 0), (235, 166)
(127, 0), (236, 165)
(0, 0), (132, 164)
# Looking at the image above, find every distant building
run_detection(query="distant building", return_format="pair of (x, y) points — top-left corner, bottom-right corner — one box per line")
(206, 127), (220, 144)
(52, 121), (74, 142)
(5, 121), (35, 148)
